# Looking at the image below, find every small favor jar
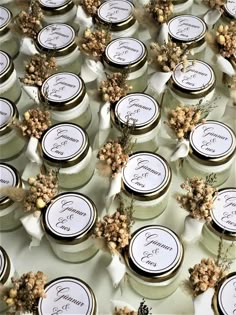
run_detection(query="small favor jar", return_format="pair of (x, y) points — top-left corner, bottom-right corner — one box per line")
(37, 276), (98, 315)
(42, 192), (98, 263)
(0, 163), (22, 231)
(40, 72), (92, 129)
(0, 51), (22, 104)
(0, 98), (26, 161)
(124, 225), (184, 299)
(103, 37), (148, 92)
(111, 93), (161, 152)
(35, 23), (81, 74)
(183, 121), (236, 186)
(0, 6), (20, 59)
(201, 188), (236, 260)
(95, 0), (139, 38)
(221, 0), (236, 23)
(121, 152), (172, 219)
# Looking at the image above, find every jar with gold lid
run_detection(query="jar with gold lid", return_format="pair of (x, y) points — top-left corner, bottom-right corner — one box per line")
(110, 93), (161, 152)
(103, 37), (148, 92)
(121, 152), (172, 219)
(35, 23), (81, 74)
(201, 188), (236, 260)
(40, 72), (92, 129)
(182, 121), (236, 186)
(220, 0), (236, 23)
(0, 51), (22, 104)
(0, 163), (23, 231)
(37, 276), (98, 315)
(124, 225), (184, 299)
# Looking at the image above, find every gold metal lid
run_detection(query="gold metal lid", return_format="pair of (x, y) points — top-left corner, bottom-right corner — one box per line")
(0, 6), (12, 36)
(37, 276), (97, 315)
(42, 192), (97, 245)
(38, 0), (75, 16)
(0, 163), (22, 210)
(169, 60), (216, 99)
(36, 23), (77, 57)
(40, 122), (90, 168)
(223, 0), (236, 20)
(0, 51), (14, 83)
(189, 120), (236, 166)
(0, 246), (10, 285)
(122, 152), (172, 201)
(95, 0), (136, 32)
(124, 225), (184, 283)
(103, 37), (147, 72)
(111, 93), (161, 135)
(0, 98), (18, 136)
(40, 72), (86, 111)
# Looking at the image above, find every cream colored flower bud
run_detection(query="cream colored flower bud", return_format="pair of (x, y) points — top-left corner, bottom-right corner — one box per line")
(36, 197), (46, 209)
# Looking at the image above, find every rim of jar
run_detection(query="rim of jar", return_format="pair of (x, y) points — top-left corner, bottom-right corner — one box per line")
(38, 0), (75, 16)
(0, 51), (14, 83)
(223, 1), (236, 20)
(0, 5), (11, 36)
(0, 246), (11, 285)
(0, 97), (18, 136)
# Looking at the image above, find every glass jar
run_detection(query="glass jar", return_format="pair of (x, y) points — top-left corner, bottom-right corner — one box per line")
(0, 51), (22, 104)
(172, 0), (194, 15)
(124, 225), (184, 299)
(37, 277), (98, 315)
(35, 23), (82, 74)
(95, 0), (139, 39)
(121, 152), (172, 220)
(0, 98), (26, 161)
(167, 15), (207, 59)
(221, 0), (236, 23)
(183, 121), (236, 186)
(0, 6), (20, 59)
(42, 192), (98, 263)
(110, 93), (161, 152)
(103, 37), (148, 92)
(201, 188), (236, 260)
(0, 163), (22, 231)
(40, 72), (92, 129)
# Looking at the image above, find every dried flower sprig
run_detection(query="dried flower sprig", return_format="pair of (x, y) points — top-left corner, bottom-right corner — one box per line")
(216, 22), (236, 59)
(113, 299), (152, 315)
(80, 0), (101, 16)
(145, 0), (173, 24)
(203, 0), (225, 12)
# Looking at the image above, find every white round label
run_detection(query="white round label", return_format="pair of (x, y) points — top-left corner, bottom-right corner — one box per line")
(98, 0), (133, 23)
(130, 226), (181, 274)
(0, 6), (11, 29)
(42, 73), (82, 103)
(0, 51), (9, 75)
(122, 153), (168, 194)
(211, 189), (236, 234)
(224, 0), (236, 18)
(190, 122), (235, 158)
(218, 274), (236, 315)
(42, 124), (86, 161)
(45, 193), (94, 238)
(105, 38), (145, 65)
(38, 24), (75, 50)
(115, 94), (159, 127)
(0, 164), (17, 201)
(0, 99), (13, 128)
(39, 0), (70, 7)
(168, 15), (206, 42)
(172, 61), (214, 91)
(0, 248), (5, 279)
(38, 278), (94, 315)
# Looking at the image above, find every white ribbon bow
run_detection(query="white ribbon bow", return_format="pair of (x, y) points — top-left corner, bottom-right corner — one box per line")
(148, 71), (173, 95)
(20, 37), (38, 56)
(106, 253), (127, 288)
(158, 135), (190, 162)
(181, 215), (205, 244)
(105, 173), (122, 212)
(93, 101), (111, 150)
(215, 54), (236, 77)
(156, 23), (169, 45)
(75, 6), (93, 35)
(80, 58), (105, 83)
(193, 288), (215, 315)
(203, 9), (222, 27)
(22, 85), (40, 103)
(20, 213), (44, 248)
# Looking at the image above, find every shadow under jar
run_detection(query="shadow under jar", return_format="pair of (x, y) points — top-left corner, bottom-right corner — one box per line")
(110, 93), (161, 152)
(121, 152), (172, 220)
(201, 188), (236, 260)
(40, 72), (92, 129)
(35, 23), (81, 74)
(124, 225), (184, 300)
(37, 277), (98, 315)
(103, 37), (148, 92)
(182, 120), (236, 186)
(0, 51), (22, 104)
(42, 192), (98, 263)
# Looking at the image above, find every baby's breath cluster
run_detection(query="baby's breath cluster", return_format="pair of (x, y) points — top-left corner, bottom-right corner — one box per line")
(145, 0), (173, 24)
(81, 0), (101, 16)
(3, 271), (47, 313)
(203, 0), (225, 12)
(20, 54), (57, 87)
(216, 22), (236, 59)
(114, 307), (137, 315)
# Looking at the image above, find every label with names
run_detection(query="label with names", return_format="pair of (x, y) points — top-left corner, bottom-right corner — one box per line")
(172, 61), (214, 91)
(218, 274), (236, 315)
(0, 99), (13, 128)
(0, 164), (17, 201)
(211, 189), (236, 234)
(0, 51), (9, 75)
(190, 122), (235, 158)
(122, 153), (168, 194)
(38, 24), (75, 50)
(98, 0), (133, 23)
(0, 248), (5, 279)
(130, 226), (181, 274)
(0, 6), (11, 29)
(224, 0), (236, 18)
(105, 38), (145, 65)
(39, 0), (70, 7)
(45, 193), (94, 238)
(115, 94), (159, 127)
(42, 73), (82, 103)
(168, 15), (206, 42)
(42, 124), (86, 161)
(38, 277), (94, 315)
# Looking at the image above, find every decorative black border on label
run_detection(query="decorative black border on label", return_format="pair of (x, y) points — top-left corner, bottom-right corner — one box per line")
(0, 248), (5, 279)
(0, 164), (17, 201)
(0, 6), (11, 29)
(98, 0), (133, 23)
(0, 98), (13, 128)
(0, 51), (10, 75)
(218, 274), (236, 315)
